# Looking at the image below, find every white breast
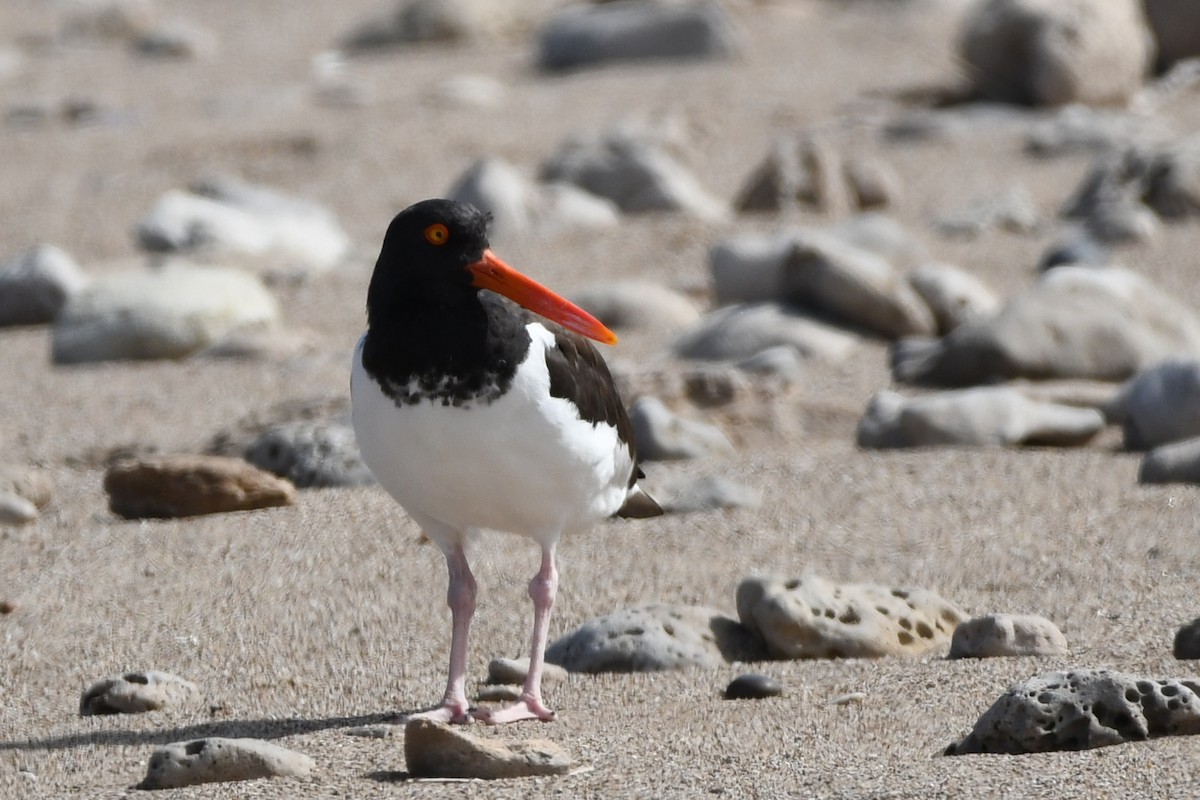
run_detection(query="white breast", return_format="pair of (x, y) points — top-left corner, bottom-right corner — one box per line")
(350, 324), (633, 548)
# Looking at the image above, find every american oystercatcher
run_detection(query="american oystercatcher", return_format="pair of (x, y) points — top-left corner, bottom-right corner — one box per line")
(351, 199), (660, 724)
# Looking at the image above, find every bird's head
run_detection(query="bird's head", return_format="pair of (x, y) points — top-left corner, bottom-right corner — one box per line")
(369, 199), (617, 345)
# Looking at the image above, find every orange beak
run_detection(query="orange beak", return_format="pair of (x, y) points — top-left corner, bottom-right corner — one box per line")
(467, 249), (618, 346)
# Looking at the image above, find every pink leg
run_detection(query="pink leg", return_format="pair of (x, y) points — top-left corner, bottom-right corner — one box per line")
(403, 543), (477, 724)
(482, 543), (559, 724)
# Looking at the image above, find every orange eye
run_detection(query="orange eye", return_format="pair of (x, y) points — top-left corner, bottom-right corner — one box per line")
(425, 223), (449, 246)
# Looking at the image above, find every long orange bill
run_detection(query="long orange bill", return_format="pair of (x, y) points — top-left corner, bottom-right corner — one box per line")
(467, 249), (618, 346)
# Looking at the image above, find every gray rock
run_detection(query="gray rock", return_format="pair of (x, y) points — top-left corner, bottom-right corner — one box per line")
(485, 657), (568, 686)
(736, 574), (964, 660)
(0, 492), (38, 526)
(891, 267), (1200, 386)
(1025, 106), (1170, 158)
(244, 420), (374, 488)
(1117, 359), (1200, 449)
(724, 673), (782, 700)
(945, 669), (1200, 755)
(1175, 617), (1200, 659)
(934, 185), (1040, 237)
(52, 264), (278, 364)
(856, 387), (1106, 448)
(1145, 0), (1200, 72)
(1138, 436), (1200, 484)
(570, 281), (699, 332)
(538, 0), (739, 71)
(674, 303), (858, 362)
(1038, 230), (1109, 271)
(404, 719), (572, 779)
(735, 134), (851, 215)
(80, 670), (202, 715)
(949, 613), (1069, 658)
(546, 603), (766, 672)
(136, 176), (349, 272)
(340, 0), (496, 50)
(628, 396), (732, 461)
(540, 124), (726, 220)
(682, 365), (749, 407)
(104, 454), (297, 518)
(132, 19), (216, 59)
(139, 737), (314, 789)
(0, 245), (89, 326)
(1142, 134), (1200, 219)
(734, 345), (805, 383)
(907, 262), (999, 335)
(959, 0), (1155, 107)
(658, 475), (761, 514)
(844, 155), (902, 210)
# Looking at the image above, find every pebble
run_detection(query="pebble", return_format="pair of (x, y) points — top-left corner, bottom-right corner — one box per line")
(683, 365), (749, 407)
(907, 262), (999, 335)
(570, 281), (700, 332)
(404, 719), (573, 779)
(674, 303), (858, 363)
(1039, 230), (1109, 270)
(0, 599), (17, 615)
(485, 656), (567, 686)
(829, 692), (867, 706)
(735, 346), (804, 384)
(948, 613), (1070, 658)
(476, 686), (520, 703)
(139, 737), (314, 789)
(628, 397), (733, 461)
(0, 244), (90, 327)
(104, 454), (297, 518)
(724, 673), (782, 700)
(1138, 436), (1200, 485)
(0, 492), (38, 526)
(132, 20), (216, 59)
(1174, 617), (1200, 659)
(80, 670), (202, 715)
(244, 420), (375, 488)
(934, 185), (1040, 238)
(1117, 359), (1200, 450)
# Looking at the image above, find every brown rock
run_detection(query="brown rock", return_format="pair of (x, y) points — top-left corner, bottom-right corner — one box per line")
(404, 719), (573, 779)
(104, 454), (296, 518)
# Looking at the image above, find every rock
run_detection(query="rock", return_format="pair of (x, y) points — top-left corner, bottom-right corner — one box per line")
(340, 0), (497, 50)
(136, 176), (350, 272)
(1175, 617), (1200, 659)
(934, 185), (1040, 237)
(104, 455), (297, 518)
(0, 493), (38, 526)
(80, 670), (202, 715)
(658, 475), (762, 514)
(485, 657), (568, 686)
(949, 613), (1069, 658)
(1025, 106), (1169, 158)
(132, 19), (216, 59)
(244, 420), (374, 488)
(907, 263), (999, 335)
(197, 326), (320, 361)
(682, 365), (749, 407)
(735, 134), (851, 215)
(546, 603), (766, 672)
(724, 673), (782, 700)
(1038, 230), (1109, 271)
(1141, 134), (1200, 219)
(856, 387), (1106, 448)
(734, 346), (805, 383)
(945, 669), (1200, 755)
(891, 267), (1200, 386)
(537, 0), (739, 71)
(570, 281), (700, 332)
(139, 737), (314, 789)
(1138, 437), (1200, 484)
(404, 719), (572, 779)
(0, 464), (52, 510)
(674, 303), (858, 362)
(0, 245), (89, 326)
(52, 264), (279, 364)
(959, 0), (1155, 107)
(476, 686), (520, 703)
(539, 123), (726, 220)
(1117, 359), (1200, 449)
(628, 397), (732, 461)
(736, 575), (964, 659)
(1144, 0), (1200, 72)
(0, 599), (16, 615)
(1060, 147), (1163, 243)
(844, 155), (902, 210)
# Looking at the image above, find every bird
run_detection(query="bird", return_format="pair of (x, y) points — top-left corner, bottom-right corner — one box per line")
(350, 198), (660, 724)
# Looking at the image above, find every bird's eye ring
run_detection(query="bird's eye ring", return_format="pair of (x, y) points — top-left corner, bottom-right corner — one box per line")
(425, 223), (449, 246)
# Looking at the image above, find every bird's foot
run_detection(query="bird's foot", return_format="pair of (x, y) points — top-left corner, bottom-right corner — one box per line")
(478, 695), (557, 725)
(398, 702), (476, 725)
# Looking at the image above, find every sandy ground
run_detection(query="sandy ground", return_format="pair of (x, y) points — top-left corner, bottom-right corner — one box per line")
(2, 1), (1200, 797)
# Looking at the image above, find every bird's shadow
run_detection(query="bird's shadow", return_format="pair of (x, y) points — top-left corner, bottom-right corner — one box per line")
(0, 711), (406, 753)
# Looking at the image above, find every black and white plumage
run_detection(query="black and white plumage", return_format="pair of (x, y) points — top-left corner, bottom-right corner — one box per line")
(350, 199), (659, 724)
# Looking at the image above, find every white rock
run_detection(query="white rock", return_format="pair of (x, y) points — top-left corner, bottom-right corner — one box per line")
(80, 670), (202, 715)
(628, 397), (732, 461)
(736, 574), (964, 659)
(908, 262), (1000, 334)
(856, 387), (1106, 448)
(946, 669), (1200, 754)
(139, 737), (314, 789)
(949, 613), (1070, 658)
(674, 303), (858, 362)
(0, 492), (38, 526)
(0, 245), (90, 326)
(52, 264), (279, 363)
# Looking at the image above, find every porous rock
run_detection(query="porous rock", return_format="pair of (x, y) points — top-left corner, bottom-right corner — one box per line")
(949, 613), (1069, 658)
(674, 303), (858, 363)
(52, 264), (279, 364)
(104, 454), (297, 518)
(140, 737), (314, 789)
(244, 420), (374, 488)
(537, 0), (739, 71)
(0, 245), (89, 326)
(404, 719), (572, 779)
(892, 267), (1200, 386)
(546, 603), (767, 672)
(946, 669), (1200, 755)
(959, 0), (1155, 107)
(856, 387), (1105, 448)
(736, 574), (964, 659)
(907, 262), (999, 335)
(80, 670), (202, 715)
(628, 396), (732, 461)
